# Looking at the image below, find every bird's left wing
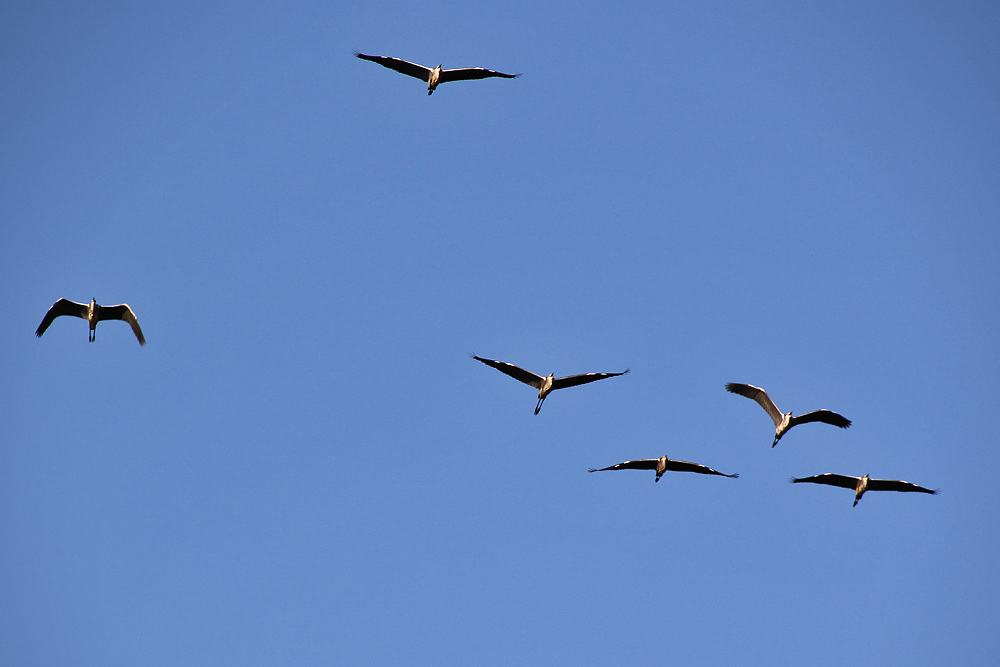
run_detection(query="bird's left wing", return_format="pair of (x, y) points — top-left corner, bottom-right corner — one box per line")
(588, 459), (658, 473)
(789, 410), (851, 429)
(867, 479), (938, 495)
(98, 304), (146, 345)
(439, 67), (521, 83)
(552, 368), (630, 390)
(664, 459), (739, 478)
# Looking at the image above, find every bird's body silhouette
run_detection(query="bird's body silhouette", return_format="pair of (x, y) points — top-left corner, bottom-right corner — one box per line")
(36, 298), (145, 345)
(589, 455), (739, 483)
(725, 383), (850, 446)
(471, 355), (629, 414)
(355, 52), (520, 95)
(791, 473), (938, 506)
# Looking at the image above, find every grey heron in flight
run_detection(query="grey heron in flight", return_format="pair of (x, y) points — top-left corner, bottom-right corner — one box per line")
(36, 298), (145, 346)
(790, 473), (938, 506)
(471, 355), (629, 414)
(355, 52), (521, 95)
(725, 383), (850, 447)
(589, 455), (739, 483)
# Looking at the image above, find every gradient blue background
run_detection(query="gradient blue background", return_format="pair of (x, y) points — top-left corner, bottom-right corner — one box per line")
(2, 2), (998, 664)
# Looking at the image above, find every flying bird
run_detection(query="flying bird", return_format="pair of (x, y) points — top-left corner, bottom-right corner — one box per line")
(725, 382), (850, 447)
(355, 52), (520, 95)
(36, 298), (145, 345)
(790, 473), (938, 506)
(471, 354), (629, 414)
(589, 455), (739, 483)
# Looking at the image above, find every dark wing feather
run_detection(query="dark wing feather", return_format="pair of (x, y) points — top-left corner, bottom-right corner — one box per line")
(355, 52), (431, 81)
(726, 383), (783, 427)
(97, 304), (146, 345)
(588, 459), (658, 473)
(35, 298), (88, 337)
(867, 478), (938, 495)
(789, 410), (851, 429)
(471, 355), (543, 388)
(552, 368), (630, 390)
(438, 67), (521, 83)
(664, 459), (739, 478)
(790, 473), (860, 490)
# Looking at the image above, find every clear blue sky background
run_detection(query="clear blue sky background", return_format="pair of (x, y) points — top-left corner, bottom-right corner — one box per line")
(2, 2), (998, 664)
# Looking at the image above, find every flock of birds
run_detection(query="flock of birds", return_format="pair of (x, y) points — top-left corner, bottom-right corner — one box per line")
(469, 354), (938, 505)
(33, 51), (939, 508)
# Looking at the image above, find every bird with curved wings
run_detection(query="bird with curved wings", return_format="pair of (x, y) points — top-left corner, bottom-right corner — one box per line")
(791, 473), (938, 506)
(725, 383), (850, 447)
(471, 354), (629, 414)
(36, 298), (145, 345)
(589, 455), (739, 483)
(355, 52), (521, 95)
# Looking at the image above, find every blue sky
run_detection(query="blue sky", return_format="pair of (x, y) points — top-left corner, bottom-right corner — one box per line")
(2, 1), (998, 664)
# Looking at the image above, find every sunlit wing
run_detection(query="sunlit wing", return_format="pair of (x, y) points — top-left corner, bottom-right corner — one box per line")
(726, 383), (783, 427)
(98, 304), (146, 345)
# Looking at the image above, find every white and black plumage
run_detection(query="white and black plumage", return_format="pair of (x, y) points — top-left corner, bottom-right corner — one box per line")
(725, 383), (850, 447)
(355, 52), (520, 95)
(471, 354), (629, 414)
(36, 298), (145, 345)
(791, 473), (938, 506)
(589, 455), (739, 483)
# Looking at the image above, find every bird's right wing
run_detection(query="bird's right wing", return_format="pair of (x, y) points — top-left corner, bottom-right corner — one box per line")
(790, 473), (859, 489)
(35, 298), (88, 337)
(726, 383), (783, 427)
(355, 52), (431, 81)
(471, 355), (543, 388)
(588, 459), (658, 473)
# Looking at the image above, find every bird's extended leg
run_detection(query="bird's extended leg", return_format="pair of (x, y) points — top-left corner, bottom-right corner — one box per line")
(534, 396), (545, 415)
